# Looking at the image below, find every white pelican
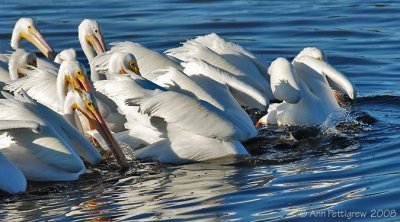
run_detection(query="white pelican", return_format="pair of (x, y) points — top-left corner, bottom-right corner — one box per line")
(4, 62), (129, 168)
(8, 18), (77, 75)
(0, 91), (101, 181)
(94, 75), (249, 164)
(78, 19), (107, 61)
(165, 33), (273, 110)
(10, 18), (55, 59)
(78, 19), (181, 78)
(92, 52), (257, 140)
(5, 58), (126, 133)
(63, 90), (128, 168)
(256, 48), (357, 126)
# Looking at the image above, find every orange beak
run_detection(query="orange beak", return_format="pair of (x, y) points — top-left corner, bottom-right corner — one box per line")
(21, 26), (55, 59)
(79, 75), (93, 93)
(119, 69), (128, 74)
(85, 33), (106, 55)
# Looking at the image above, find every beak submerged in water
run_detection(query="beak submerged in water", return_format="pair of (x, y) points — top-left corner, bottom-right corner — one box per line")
(73, 98), (129, 169)
(20, 26), (55, 59)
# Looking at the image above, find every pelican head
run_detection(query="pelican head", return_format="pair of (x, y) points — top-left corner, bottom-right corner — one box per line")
(78, 19), (106, 60)
(109, 52), (141, 76)
(56, 61), (92, 111)
(296, 47), (327, 62)
(58, 60), (92, 94)
(54, 48), (77, 64)
(11, 18), (55, 59)
(64, 90), (128, 169)
(10, 49), (37, 80)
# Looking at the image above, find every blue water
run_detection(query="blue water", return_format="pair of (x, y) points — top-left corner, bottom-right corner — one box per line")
(1, 0), (400, 221)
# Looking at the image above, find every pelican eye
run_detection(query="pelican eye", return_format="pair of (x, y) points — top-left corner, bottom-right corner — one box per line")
(28, 25), (32, 29)
(94, 29), (98, 33)
(76, 70), (82, 77)
(86, 100), (93, 107)
(86, 99), (96, 111)
(129, 60), (136, 68)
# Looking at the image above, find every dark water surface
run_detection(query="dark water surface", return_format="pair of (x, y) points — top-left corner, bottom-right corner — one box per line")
(1, 0), (400, 221)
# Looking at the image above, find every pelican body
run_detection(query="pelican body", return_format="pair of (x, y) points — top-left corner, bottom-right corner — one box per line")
(5, 61), (129, 169)
(257, 48), (357, 126)
(0, 91), (102, 182)
(94, 75), (249, 164)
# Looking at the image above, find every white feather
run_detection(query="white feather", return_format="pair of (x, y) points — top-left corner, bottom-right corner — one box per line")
(5, 66), (59, 111)
(95, 76), (250, 163)
(182, 58), (268, 110)
(294, 56), (357, 99)
(135, 126), (247, 164)
(166, 33), (273, 103)
(269, 58), (301, 104)
(0, 93), (101, 182)
(36, 57), (59, 75)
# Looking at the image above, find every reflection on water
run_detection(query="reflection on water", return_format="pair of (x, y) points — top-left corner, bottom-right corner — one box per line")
(58, 163), (240, 221)
(1, 0), (400, 221)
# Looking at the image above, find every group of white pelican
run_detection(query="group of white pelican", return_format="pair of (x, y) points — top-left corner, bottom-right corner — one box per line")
(0, 18), (356, 194)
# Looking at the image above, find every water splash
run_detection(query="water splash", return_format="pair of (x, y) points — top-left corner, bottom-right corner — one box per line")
(320, 109), (355, 135)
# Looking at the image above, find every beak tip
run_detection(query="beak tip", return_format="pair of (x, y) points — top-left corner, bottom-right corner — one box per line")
(47, 51), (56, 60)
(47, 50), (56, 60)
